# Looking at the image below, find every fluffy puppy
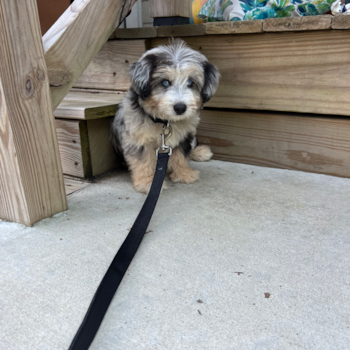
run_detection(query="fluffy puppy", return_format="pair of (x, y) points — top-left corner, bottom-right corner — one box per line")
(110, 39), (220, 194)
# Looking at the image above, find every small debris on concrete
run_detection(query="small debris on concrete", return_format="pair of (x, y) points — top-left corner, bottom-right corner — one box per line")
(198, 310), (202, 315)
(197, 299), (203, 303)
(125, 197), (129, 200)
(234, 272), (244, 275)
(264, 293), (271, 299)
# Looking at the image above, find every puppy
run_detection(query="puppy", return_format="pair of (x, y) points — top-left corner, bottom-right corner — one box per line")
(110, 39), (220, 194)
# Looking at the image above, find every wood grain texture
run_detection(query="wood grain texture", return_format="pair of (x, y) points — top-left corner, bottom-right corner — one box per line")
(54, 91), (124, 120)
(55, 119), (85, 177)
(332, 14), (350, 29)
(56, 117), (119, 178)
(64, 176), (89, 195)
(43, 0), (137, 110)
(157, 24), (206, 37)
(74, 40), (147, 91)
(87, 117), (119, 176)
(113, 27), (157, 39)
(152, 32), (350, 116)
(206, 20), (263, 35)
(263, 15), (332, 32)
(197, 109), (350, 178)
(149, 0), (191, 18)
(70, 88), (127, 96)
(0, 0), (67, 226)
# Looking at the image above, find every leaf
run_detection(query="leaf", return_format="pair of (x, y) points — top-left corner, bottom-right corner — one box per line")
(298, 4), (307, 13)
(317, 2), (330, 11)
(307, 3), (319, 14)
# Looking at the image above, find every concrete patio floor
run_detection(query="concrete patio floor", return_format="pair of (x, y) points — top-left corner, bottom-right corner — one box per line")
(1, 160), (350, 350)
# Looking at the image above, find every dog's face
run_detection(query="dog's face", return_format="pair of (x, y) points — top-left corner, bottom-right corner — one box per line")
(129, 40), (220, 122)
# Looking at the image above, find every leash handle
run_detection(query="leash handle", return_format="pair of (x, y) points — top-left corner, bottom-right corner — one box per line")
(69, 153), (169, 350)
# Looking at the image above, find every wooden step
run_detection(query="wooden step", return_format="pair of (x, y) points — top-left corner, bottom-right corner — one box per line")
(197, 109), (350, 178)
(55, 91), (125, 178)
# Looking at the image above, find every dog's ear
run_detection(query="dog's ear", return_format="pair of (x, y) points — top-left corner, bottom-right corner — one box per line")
(201, 61), (220, 104)
(129, 54), (157, 100)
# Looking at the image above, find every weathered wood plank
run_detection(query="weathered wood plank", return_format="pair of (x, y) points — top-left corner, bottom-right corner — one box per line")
(197, 109), (350, 178)
(64, 176), (89, 195)
(149, 0), (191, 18)
(263, 15), (332, 32)
(74, 40), (147, 91)
(157, 24), (206, 37)
(113, 27), (157, 39)
(206, 20), (263, 35)
(0, 0), (67, 226)
(332, 14), (350, 29)
(54, 91), (124, 120)
(55, 119), (85, 178)
(70, 88), (127, 95)
(151, 31), (350, 116)
(43, 0), (137, 110)
(87, 117), (119, 176)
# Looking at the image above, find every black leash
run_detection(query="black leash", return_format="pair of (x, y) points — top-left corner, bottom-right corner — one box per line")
(69, 124), (172, 350)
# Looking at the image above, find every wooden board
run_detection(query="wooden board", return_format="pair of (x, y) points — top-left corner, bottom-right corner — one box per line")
(205, 20), (263, 35)
(263, 15), (331, 32)
(0, 0), (67, 226)
(70, 88), (127, 96)
(64, 177), (89, 195)
(54, 91), (124, 120)
(55, 119), (85, 177)
(56, 117), (119, 178)
(151, 32), (350, 116)
(112, 27), (157, 39)
(197, 109), (350, 178)
(43, 0), (137, 110)
(332, 14), (350, 30)
(74, 40), (148, 91)
(149, 0), (191, 18)
(157, 24), (206, 37)
(87, 117), (119, 176)
(106, 16), (343, 39)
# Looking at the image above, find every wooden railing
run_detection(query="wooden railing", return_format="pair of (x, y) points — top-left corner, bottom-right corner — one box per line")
(0, 0), (136, 226)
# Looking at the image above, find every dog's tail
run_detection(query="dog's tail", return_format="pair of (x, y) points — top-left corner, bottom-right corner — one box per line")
(190, 142), (213, 162)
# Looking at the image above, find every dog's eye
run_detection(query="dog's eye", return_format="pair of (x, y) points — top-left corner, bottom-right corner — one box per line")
(187, 79), (193, 87)
(162, 80), (170, 87)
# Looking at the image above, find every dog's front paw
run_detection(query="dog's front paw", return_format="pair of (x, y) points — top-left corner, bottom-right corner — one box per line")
(170, 168), (199, 184)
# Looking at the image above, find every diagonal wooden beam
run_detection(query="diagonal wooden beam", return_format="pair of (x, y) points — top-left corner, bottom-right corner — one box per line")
(43, 0), (137, 110)
(0, 0), (67, 226)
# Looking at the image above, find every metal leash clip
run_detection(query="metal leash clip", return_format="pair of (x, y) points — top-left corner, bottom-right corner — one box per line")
(156, 123), (172, 156)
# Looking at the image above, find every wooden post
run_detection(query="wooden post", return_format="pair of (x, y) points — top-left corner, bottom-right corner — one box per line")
(0, 0), (67, 226)
(149, 0), (191, 18)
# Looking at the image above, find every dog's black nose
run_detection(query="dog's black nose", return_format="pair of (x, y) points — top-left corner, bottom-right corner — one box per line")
(174, 103), (187, 115)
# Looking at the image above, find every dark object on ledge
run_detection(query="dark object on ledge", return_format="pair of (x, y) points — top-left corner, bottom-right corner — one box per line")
(154, 16), (190, 26)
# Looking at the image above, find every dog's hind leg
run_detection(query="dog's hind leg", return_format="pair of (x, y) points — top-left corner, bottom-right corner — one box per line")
(169, 148), (199, 184)
(190, 145), (213, 162)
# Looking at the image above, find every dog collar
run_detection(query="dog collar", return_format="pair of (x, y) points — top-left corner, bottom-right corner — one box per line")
(148, 114), (169, 126)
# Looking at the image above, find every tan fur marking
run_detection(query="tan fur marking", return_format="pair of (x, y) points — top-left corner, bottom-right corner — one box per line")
(126, 147), (166, 194)
(144, 95), (159, 110)
(169, 148), (199, 184)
